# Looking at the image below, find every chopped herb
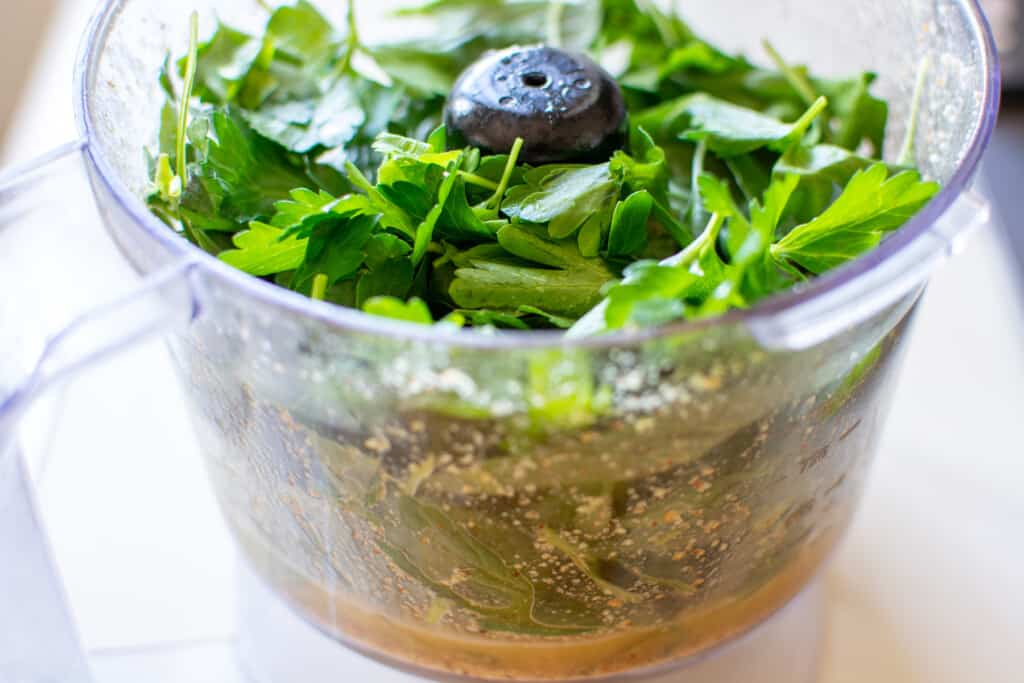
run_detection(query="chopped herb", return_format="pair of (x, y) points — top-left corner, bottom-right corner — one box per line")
(149, 0), (939, 333)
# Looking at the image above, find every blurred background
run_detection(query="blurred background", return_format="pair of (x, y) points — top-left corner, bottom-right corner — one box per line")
(0, 1), (58, 146)
(0, 2), (1021, 683)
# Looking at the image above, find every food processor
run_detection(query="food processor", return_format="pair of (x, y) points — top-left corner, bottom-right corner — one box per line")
(0, 0), (999, 682)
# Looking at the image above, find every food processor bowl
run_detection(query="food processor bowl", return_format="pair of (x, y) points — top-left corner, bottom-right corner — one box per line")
(0, 0), (999, 681)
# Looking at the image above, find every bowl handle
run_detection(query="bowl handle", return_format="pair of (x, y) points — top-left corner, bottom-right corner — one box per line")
(0, 142), (203, 683)
(0, 140), (204, 438)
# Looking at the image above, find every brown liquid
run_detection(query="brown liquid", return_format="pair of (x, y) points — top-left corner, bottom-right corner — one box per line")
(193, 307), (911, 681)
(234, 518), (840, 681)
(206, 375), (876, 680)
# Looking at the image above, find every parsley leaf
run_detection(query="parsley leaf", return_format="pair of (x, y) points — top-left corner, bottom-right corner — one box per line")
(450, 226), (616, 318)
(270, 188), (371, 233)
(814, 73), (888, 156)
(242, 77), (366, 154)
(362, 296), (435, 324)
(772, 165), (940, 274)
(391, 0), (602, 56)
(775, 144), (903, 185)
(189, 22), (263, 104)
(502, 164), (620, 240)
(355, 234), (415, 306)
(644, 94), (829, 157)
(187, 109), (319, 229)
(701, 173), (799, 311)
(607, 190), (653, 258)
(219, 221), (307, 276)
(292, 213), (378, 291)
(438, 176), (501, 244)
(412, 157), (462, 266)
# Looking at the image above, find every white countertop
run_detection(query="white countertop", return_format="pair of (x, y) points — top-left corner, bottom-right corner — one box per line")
(2, 1), (1023, 681)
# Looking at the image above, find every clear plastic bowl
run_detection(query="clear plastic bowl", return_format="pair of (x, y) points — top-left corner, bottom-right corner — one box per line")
(7, 0), (1000, 681)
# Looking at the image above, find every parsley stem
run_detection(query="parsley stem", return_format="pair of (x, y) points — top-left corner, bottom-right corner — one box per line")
(484, 137), (524, 214)
(763, 40), (829, 144)
(458, 171), (500, 191)
(174, 12), (204, 249)
(762, 40), (818, 107)
(344, 161), (416, 239)
(689, 140), (707, 229)
(546, 0), (564, 48)
(176, 12), (199, 189)
(898, 55), (931, 166)
(638, 0), (686, 45)
(311, 273), (329, 301)
(339, 0), (360, 74)
(668, 212), (725, 269)
(792, 96), (829, 132)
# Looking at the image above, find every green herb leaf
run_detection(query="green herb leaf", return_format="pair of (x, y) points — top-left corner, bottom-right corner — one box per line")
(702, 173), (799, 311)
(362, 296), (434, 324)
(160, 1), (939, 334)
(676, 94), (829, 157)
(356, 260), (415, 306)
(772, 165), (940, 274)
(265, 0), (337, 66)
(412, 158), (463, 265)
(190, 22), (263, 104)
(775, 144), (903, 185)
(610, 126), (670, 207)
(571, 200), (731, 334)
(271, 188), (373, 235)
(813, 73), (888, 156)
(517, 305), (576, 329)
(358, 233), (416, 304)
(437, 176), (500, 243)
(455, 308), (532, 329)
(392, 0), (601, 56)
(187, 109), (318, 228)
(219, 220), (307, 275)
(293, 213), (378, 290)
(242, 77), (366, 153)
(502, 164), (620, 239)
(724, 154), (772, 203)
(607, 190), (653, 258)
(370, 49), (460, 96)
(450, 226), (616, 318)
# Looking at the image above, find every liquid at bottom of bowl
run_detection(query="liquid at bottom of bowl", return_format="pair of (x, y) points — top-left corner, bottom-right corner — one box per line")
(188, 302), (911, 680)
(232, 522), (840, 682)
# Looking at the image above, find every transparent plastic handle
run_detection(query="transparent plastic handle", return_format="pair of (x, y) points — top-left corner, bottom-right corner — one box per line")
(0, 142), (204, 683)
(0, 259), (202, 437)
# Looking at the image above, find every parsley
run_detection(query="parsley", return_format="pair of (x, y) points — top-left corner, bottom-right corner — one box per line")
(149, 0), (941, 334)
(638, 94), (829, 157)
(219, 221), (307, 275)
(502, 164), (620, 240)
(449, 226), (616, 318)
(607, 190), (653, 258)
(771, 165), (940, 274)
(144, 3), (952, 642)
(362, 296), (435, 325)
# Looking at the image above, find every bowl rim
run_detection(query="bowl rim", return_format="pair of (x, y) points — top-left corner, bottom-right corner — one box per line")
(73, 0), (1002, 351)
